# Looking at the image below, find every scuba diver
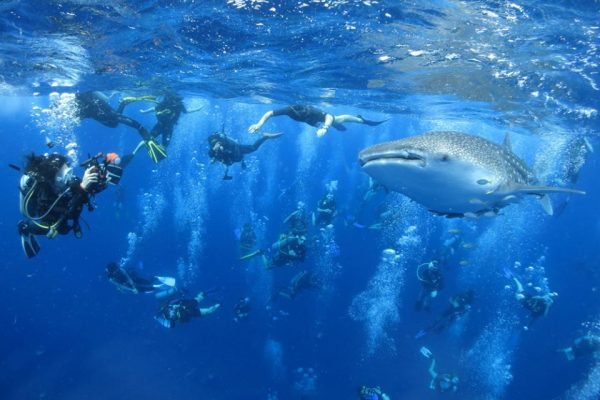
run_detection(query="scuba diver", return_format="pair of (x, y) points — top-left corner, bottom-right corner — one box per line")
(357, 385), (391, 400)
(420, 347), (459, 393)
(312, 192), (337, 226)
(512, 276), (556, 328)
(105, 262), (177, 298)
(154, 291), (221, 328)
(240, 203), (309, 269)
(233, 297), (251, 322)
(73, 91), (166, 163)
(415, 260), (444, 311)
(265, 233), (308, 269)
(240, 232), (307, 269)
(248, 105), (388, 137)
(559, 334), (600, 361)
(16, 152), (122, 258)
(129, 90), (203, 147)
(284, 201), (309, 236)
(147, 91), (193, 147)
(416, 290), (474, 338)
(208, 132), (282, 180)
(275, 270), (321, 300)
(239, 222), (258, 255)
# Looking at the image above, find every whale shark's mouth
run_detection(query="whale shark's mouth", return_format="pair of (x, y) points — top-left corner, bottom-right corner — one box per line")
(359, 149), (425, 167)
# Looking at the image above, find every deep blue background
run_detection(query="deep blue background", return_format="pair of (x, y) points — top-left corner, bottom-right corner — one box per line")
(0, 95), (598, 400)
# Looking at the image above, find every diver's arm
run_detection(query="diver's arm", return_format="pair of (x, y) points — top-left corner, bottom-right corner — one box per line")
(513, 277), (524, 294)
(316, 114), (334, 137)
(249, 110), (274, 133)
(283, 210), (299, 224)
(428, 358), (437, 378)
(139, 107), (156, 114)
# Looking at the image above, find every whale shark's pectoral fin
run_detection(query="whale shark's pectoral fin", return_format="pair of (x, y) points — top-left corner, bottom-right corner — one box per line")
(514, 184), (585, 215)
(538, 194), (553, 215)
(515, 184), (586, 196)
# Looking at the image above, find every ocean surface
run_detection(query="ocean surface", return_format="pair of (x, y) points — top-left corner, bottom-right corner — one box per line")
(1, 1), (599, 399)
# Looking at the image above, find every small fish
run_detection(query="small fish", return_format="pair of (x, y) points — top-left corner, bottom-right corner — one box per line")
(462, 242), (476, 249)
(448, 228), (461, 234)
(459, 260), (469, 266)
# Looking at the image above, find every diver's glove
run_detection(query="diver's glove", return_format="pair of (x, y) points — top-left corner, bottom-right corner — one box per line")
(248, 123), (261, 134)
(316, 127), (329, 137)
(145, 137), (168, 163)
(80, 166), (99, 192)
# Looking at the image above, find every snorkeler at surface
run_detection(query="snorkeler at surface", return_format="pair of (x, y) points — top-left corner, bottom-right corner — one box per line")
(357, 385), (391, 400)
(73, 91), (167, 163)
(154, 291), (221, 328)
(415, 260), (444, 312)
(249, 105), (388, 137)
(559, 334), (600, 361)
(416, 290), (474, 338)
(105, 262), (177, 298)
(16, 152), (121, 258)
(208, 132), (282, 180)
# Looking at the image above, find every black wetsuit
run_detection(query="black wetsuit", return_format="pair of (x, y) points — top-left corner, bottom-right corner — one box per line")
(315, 197), (336, 225)
(106, 262), (157, 293)
(272, 105), (329, 127)
(156, 298), (201, 328)
(75, 91), (149, 139)
(271, 235), (307, 266)
(150, 93), (187, 147)
(425, 291), (473, 334)
(522, 294), (552, 319)
(19, 175), (90, 237)
(208, 133), (270, 166)
(416, 265), (443, 311)
(571, 335), (600, 358)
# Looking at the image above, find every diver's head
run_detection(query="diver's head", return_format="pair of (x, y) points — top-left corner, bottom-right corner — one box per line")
(25, 153), (70, 184)
(105, 262), (119, 277)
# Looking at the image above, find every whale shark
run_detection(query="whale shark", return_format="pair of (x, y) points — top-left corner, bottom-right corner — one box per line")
(358, 131), (585, 217)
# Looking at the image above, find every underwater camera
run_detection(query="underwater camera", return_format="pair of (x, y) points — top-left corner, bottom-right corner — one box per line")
(80, 152), (123, 193)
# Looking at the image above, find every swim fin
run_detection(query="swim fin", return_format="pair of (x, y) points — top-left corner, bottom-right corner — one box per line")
(145, 138), (167, 163)
(154, 276), (176, 287)
(358, 115), (389, 126)
(21, 233), (40, 258)
(240, 249), (261, 261)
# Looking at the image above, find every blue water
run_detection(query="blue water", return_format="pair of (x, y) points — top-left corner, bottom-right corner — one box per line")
(1, 1), (599, 399)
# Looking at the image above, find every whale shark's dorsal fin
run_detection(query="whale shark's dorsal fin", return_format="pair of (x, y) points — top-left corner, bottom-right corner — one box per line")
(503, 133), (512, 151)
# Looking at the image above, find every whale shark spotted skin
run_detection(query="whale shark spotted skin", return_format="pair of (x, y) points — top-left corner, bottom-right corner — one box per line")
(358, 131), (585, 217)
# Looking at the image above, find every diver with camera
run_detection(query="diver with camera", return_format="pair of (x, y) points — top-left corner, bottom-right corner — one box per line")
(15, 151), (124, 258)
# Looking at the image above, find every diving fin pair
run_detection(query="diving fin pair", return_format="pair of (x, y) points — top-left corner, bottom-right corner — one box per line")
(145, 138), (167, 163)
(21, 233), (40, 258)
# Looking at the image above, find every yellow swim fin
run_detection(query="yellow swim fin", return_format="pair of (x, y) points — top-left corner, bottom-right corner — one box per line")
(145, 138), (167, 163)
